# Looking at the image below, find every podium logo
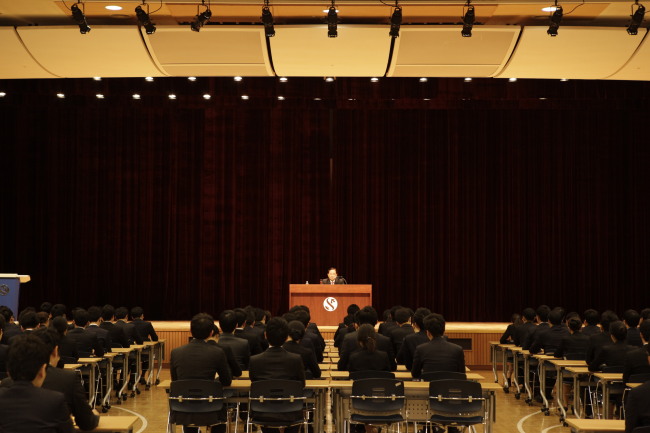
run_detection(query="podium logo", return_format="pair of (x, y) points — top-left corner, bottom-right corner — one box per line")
(323, 297), (338, 312)
(0, 284), (9, 296)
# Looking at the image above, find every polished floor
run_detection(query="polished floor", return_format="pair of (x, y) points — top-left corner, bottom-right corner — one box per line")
(96, 368), (585, 433)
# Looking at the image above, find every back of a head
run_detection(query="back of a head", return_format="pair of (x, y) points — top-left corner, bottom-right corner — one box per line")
(39, 302), (53, 314)
(101, 305), (115, 321)
(357, 323), (377, 352)
(253, 307), (265, 322)
(424, 313), (446, 338)
(130, 306), (144, 319)
(584, 309), (599, 326)
(412, 312), (427, 330)
(282, 312), (297, 323)
(600, 310), (619, 332)
(394, 308), (412, 325)
(610, 321), (627, 342)
(233, 308), (247, 327)
(32, 327), (61, 355)
(218, 310), (238, 333)
(294, 309), (310, 327)
(623, 309), (641, 328)
(115, 307), (129, 320)
(7, 334), (50, 381)
(265, 317), (289, 347)
(74, 309), (90, 327)
(548, 309), (564, 326)
(87, 306), (102, 323)
(511, 313), (522, 325)
(640, 321), (650, 342)
(190, 313), (214, 340)
(536, 305), (551, 322)
(347, 304), (360, 316)
(568, 317), (582, 333)
(19, 310), (38, 329)
(0, 313), (6, 330)
(343, 314), (355, 327)
(50, 304), (67, 319)
(50, 316), (69, 336)
(243, 307), (256, 325)
(641, 308), (650, 322)
(0, 306), (13, 322)
(36, 312), (49, 327)
(565, 312), (580, 322)
(355, 306), (378, 326)
(522, 307), (536, 322)
(287, 320), (305, 342)
(389, 305), (403, 321)
(382, 310), (391, 322)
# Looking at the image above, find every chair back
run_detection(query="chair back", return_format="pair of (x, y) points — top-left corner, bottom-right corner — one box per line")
(421, 371), (467, 382)
(602, 366), (624, 373)
(350, 370), (395, 380)
(169, 380), (224, 413)
(351, 378), (405, 413)
(428, 379), (484, 417)
(249, 380), (305, 414)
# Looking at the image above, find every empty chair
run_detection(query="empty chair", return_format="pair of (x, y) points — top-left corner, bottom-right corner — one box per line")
(428, 379), (486, 433)
(348, 378), (406, 433)
(168, 380), (227, 433)
(247, 379), (307, 433)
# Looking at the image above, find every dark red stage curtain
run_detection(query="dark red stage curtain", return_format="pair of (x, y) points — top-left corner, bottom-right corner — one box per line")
(0, 78), (649, 320)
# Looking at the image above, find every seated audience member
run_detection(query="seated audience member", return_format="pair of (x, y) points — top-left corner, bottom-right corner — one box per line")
(513, 308), (537, 347)
(207, 325), (242, 378)
(36, 311), (50, 328)
(115, 307), (142, 345)
(218, 310), (251, 370)
(131, 306), (158, 342)
(17, 309), (39, 336)
(170, 313), (232, 433)
(50, 304), (68, 325)
(388, 308), (415, 356)
(500, 313), (522, 344)
(39, 302), (53, 315)
(283, 321), (321, 379)
(233, 308), (263, 355)
(582, 309), (601, 337)
(293, 308), (324, 362)
(624, 309), (643, 347)
(522, 305), (551, 350)
(586, 310), (619, 364)
(66, 309), (104, 357)
(99, 304), (129, 348)
(334, 304), (360, 349)
(397, 307), (431, 370)
(0, 334), (74, 433)
(625, 380), (650, 433)
(589, 321), (635, 372)
(623, 320), (650, 383)
(411, 313), (465, 378)
(85, 306), (112, 353)
(0, 306), (21, 344)
(530, 308), (570, 355)
(249, 317), (305, 433)
(0, 315), (8, 378)
(243, 306), (269, 351)
(378, 306), (400, 337)
(554, 317), (590, 360)
(1, 328), (99, 431)
(338, 306), (396, 372)
(51, 316), (79, 364)
(641, 308), (650, 323)
(348, 324), (392, 372)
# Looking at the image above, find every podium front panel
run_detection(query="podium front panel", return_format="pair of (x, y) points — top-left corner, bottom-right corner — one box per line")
(0, 277), (21, 316)
(289, 284), (372, 326)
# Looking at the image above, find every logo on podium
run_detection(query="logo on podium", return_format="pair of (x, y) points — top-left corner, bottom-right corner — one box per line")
(0, 284), (9, 296)
(323, 297), (338, 312)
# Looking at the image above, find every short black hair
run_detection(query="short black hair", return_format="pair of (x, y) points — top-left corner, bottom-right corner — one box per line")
(50, 316), (68, 336)
(355, 306), (378, 326)
(233, 309), (247, 327)
(641, 308), (650, 321)
(549, 308), (564, 326)
(412, 307), (431, 330)
(130, 306), (144, 319)
(610, 321), (627, 342)
(32, 327), (61, 355)
(347, 304), (360, 316)
(218, 310), (238, 333)
(287, 320), (305, 342)
(568, 317), (582, 332)
(601, 310), (619, 332)
(190, 313), (214, 340)
(102, 305), (116, 321)
(87, 306), (102, 323)
(50, 304), (67, 319)
(115, 307), (129, 320)
(394, 308), (412, 324)
(265, 317), (289, 347)
(36, 312), (49, 326)
(389, 305), (403, 321)
(39, 302), (53, 313)
(0, 306), (13, 322)
(522, 308), (536, 322)
(19, 310), (38, 329)
(536, 305), (551, 322)
(623, 309), (641, 328)
(293, 309), (310, 327)
(424, 313), (446, 338)
(282, 312), (297, 323)
(640, 321), (650, 342)
(73, 309), (89, 327)
(583, 309), (599, 326)
(0, 313), (6, 330)
(7, 334), (50, 381)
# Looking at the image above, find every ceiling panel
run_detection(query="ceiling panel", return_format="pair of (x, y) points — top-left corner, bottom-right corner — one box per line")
(16, 25), (165, 78)
(388, 26), (520, 78)
(606, 30), (650, 80)
(144, 26), (273, 76)
(0, 27), (58, 78)
(496, 26), (643, 80)
(270, 25), (392, 77)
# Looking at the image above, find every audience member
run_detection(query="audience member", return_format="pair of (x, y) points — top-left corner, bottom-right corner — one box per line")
(397, 307), (431, 370)
(218, 310), (251, 370)
(338, 306), (396, 371)
(411, 313), (465, 378)
(283, 320), (321, 379)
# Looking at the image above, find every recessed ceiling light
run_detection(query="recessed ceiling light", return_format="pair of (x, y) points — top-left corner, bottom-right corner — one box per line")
(325, 77), (335, 82)
(314, 98), (321, 101)
(96, 93), (104, 99)
(508, 78), (517, 82)
(56, 93), (65, 99)
(105, 5), (123, 11)
(0, 92), (6, 97)
(464, 77), (472, 82)
(241, 95), (249, 100)
(168, 94), (176, 100)
(323, 9), (339, 13)
(188, 77), (197, 81)
(348, 98), (355, 101)
(419, 77), (428, 82)
(93, 77), (102, 81)
(279, 77), (288, 82)
(234, 76), (243, 82)
(132, 94), (141, 100)
(203, 94), (211, 100)
(423, 98), (430, 101)
(278, 96), (285, 100)
(145, 77), (154, 82)
(539, 97), (547, 100)
(542, 6), (559, 12)
(560, 78), (569, 82)
(370, 77), (379, 82)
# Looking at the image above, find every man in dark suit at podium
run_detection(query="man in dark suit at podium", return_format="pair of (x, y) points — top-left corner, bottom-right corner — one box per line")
(321, 267), (347, 284)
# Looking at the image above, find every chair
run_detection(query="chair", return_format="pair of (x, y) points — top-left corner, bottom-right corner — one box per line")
(420, 371), (467, 382)
(349, 370), (395, 380)
(428, 379), (486, 433)
(348, 378), (406, 433)
(168, 380), (227, 433)
(247, 380), (307, 433)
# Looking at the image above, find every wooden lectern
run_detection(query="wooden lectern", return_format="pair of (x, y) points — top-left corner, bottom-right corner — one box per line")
(289, 284), (372, 326)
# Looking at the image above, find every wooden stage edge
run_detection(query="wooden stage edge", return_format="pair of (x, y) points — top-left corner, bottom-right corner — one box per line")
(151, 321), (508, 369)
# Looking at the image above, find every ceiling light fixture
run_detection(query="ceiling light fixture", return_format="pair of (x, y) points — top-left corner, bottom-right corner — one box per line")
(203, 94), (211, 99)
(241, 95), (249, 100)
(234, 76), (243, 81)
(96, 94), (104, 99)
(56, 93), (65, 99)
(325, 77), (335, 82)
(389, 4), (402, 38)
(188, 77), (197, 81)
(191, 0), (212, 32)
(278, 96), (285, 100)
(464, 77), (472, 82)
(627, 1), (645, 35)
(132, 94), (141, 99)
(145, 77), (154, 82)
(371, 77), (379, 82)
(461, 1), (475, 37)
(0, 92), (6, 97)
(93, 77), (102, 81)
(71, 2), (91, 34)
(547, 2), (563, 36)
(419, 77), (428, 82)
(327, 1), (338, 38)
(168, 94), (177, 100)
(279, 77), (288, 82)
(136, 3), (156, 34)
(105, 5), (122, 11)
(261, 0), (275, 37)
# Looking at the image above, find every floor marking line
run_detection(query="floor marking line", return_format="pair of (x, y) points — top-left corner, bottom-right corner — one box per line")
(108, 406), (148, 433)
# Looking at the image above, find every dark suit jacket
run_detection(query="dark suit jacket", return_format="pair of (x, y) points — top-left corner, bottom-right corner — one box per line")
(249, 346), (306, 385)
(234, 328), (263, 355)
(320, 277), (347, 284)
(0, 344), (8, 379)
(623, 346), (650, 383)
(348, 349), (392, 372)
(132, 318), (158, 343)
(397, 330), (429, 370)
(302, 330), (324, 362)
(65, 327), (104, 357)
(388, 324), (415, 356)
(582, 325), (602, 337)
(85, 324), (112, 353)
(99, 321), (129, 348)
(589, 340), (635, 372)
(529, 324), (570, 355)
(554, 332), (590, 360)
(334, 325), (355, 350)
(115, 320), (142, 345)
(218, 333), (251, 370)
(522, 322), (550, 350)
(626, 327), (644, 347)
(283, 340), (321, 379)
(338, 330), (396, 371)
(378, 321), (398, 337)
(0, 323), (22, 345)
(1, 366), (99, 431)
(0, 380), (74, 433)
(206, 340), (242, 378)
(411, 336), (465, 378)
(586, 332), (613, 364)
(625, 380), (650, 433)
(170, 339), (232, 386)
(514, 322), (536, 347)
